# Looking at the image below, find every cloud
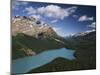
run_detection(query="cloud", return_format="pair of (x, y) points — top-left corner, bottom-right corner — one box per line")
(25, 6), (36, 15)
(78, 15), (94, 22)
(88, 22), (96, 29)
(12, 1), (28, 10)
(37, 5), (77, 20)
(24, 5), (77, 22)
(72, 14), (78, 18)
(51, 20), (58, 23)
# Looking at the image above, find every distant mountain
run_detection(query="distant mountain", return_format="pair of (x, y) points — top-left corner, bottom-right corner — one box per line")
(72, 30), (96, 41)
(71, 30), (96, 37)
(64, 30), (96, 50)
(65, 30), (96, 40)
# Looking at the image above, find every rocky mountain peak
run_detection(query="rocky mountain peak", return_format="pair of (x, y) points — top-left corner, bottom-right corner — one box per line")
(11, 16), (57, 38)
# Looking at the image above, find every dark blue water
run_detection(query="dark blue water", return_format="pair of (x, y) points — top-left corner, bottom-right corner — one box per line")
(12, 48), (75, 73)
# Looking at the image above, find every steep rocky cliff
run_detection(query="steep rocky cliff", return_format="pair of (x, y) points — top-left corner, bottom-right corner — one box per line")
(11, 16), (57, 38)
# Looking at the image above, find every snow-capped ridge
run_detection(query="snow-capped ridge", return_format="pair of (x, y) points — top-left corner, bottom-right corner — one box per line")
(68, 29), (96, 37)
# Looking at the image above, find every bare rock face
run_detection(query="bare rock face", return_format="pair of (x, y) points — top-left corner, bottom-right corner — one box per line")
(19, 48), (36, 56)
(12, 16), (38, 36)
(37, 24), (57, 38)
(11, 16), (57, 38)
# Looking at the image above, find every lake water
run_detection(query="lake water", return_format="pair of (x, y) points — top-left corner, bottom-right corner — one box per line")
(11, 48), (75, 74)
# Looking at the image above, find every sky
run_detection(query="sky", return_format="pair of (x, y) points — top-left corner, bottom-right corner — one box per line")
(12, 0), (96, 37)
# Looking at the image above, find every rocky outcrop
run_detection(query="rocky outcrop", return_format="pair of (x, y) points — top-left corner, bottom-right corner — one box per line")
(20, 48), (36, 56)
(12, 16), (38, 36)
(12, 16), (57, 38)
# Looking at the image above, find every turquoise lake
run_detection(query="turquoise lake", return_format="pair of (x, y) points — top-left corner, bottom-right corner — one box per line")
(12, 48), (75, 74)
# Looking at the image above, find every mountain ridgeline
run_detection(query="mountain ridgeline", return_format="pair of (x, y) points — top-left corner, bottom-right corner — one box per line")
(12, 16), (57, 38)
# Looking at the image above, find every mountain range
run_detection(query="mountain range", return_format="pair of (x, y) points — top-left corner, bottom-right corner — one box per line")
(11, 16), (96, 73)
(12, 16), (96, 60)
